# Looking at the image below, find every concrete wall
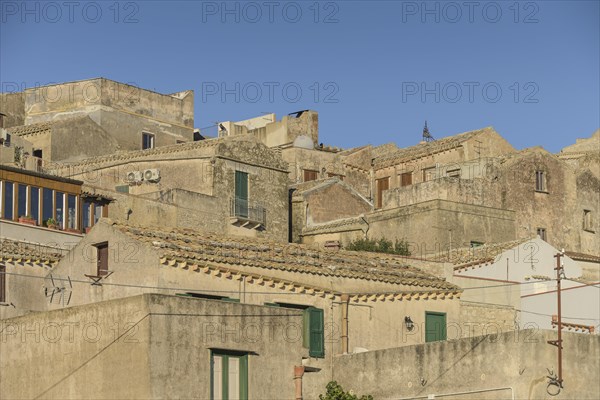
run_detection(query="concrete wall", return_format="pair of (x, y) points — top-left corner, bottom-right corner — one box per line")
(0, 293), (306, 400)
(302, 200), (516, 257)
(325, 329), (600, 400)
(11, 79), (194, 160)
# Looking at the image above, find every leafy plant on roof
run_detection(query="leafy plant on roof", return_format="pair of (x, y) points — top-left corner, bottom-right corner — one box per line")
(344, 237), (411, 256)
(319, 381), (373, 400)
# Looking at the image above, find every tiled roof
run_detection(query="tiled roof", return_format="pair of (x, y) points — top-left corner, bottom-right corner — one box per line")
(6, 121), (54, 136)
(0, 239), (63, 265)
(564, 251), (600, 263)
(45, 137), (224, 169)
(302, 216), (364, 234)
(290, 177), (339, 194)
(111, 221), (459, 293)
(428, 237), (536, 269)
(375, 127), (493, 168)
(6, 117), (91, 137)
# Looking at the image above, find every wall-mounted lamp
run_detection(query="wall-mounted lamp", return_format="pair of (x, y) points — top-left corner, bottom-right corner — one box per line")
(404, 316), (414, 331)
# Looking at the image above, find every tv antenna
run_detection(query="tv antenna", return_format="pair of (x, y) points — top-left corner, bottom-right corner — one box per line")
(44, 274), (73, 306)
(423, 121), (435, 142)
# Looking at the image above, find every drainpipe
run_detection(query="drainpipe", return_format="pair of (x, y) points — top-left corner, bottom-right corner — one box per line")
(288, 188), (296, 243)
(341, 294), (349, 354)
(294, 366), (305, 400)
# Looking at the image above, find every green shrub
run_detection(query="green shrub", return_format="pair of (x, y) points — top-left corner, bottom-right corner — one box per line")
(344, 237), (411, 256)
(319, 381), (373, 400)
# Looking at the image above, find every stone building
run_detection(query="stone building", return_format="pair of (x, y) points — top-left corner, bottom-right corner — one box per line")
(42, 135), (289, 241)
(0, 78), (194, 162)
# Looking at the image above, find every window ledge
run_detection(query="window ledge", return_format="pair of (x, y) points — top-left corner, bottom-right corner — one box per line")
(534, 190), (549, 194)
(583, 229), (596, 234)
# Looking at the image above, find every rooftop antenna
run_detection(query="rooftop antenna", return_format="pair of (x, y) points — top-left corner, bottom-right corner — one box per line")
(423, 121), (435, 142)
(44, 274), (73, 306)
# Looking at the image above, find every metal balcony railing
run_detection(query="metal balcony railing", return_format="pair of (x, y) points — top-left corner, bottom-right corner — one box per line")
(230, 198), (266, 227)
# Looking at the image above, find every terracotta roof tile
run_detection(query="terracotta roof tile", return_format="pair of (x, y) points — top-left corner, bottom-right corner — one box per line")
(0, 239), (63, 265)
(111, 221), (458, 292)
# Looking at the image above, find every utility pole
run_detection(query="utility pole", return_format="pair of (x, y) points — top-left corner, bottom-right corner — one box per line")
(547, 250), (564, 389)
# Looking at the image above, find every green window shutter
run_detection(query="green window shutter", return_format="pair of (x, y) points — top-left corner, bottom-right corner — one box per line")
(239, 354), (248, 400)
(307, 307), (325, 358)
(425, 312), (447, 343)
(235, 171), (248, 200)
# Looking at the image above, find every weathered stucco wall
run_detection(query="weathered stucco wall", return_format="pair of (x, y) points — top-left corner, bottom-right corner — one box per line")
(0, 91), (25, 128)
(325, 329), (600, 400)
(0, 294), (306, 400)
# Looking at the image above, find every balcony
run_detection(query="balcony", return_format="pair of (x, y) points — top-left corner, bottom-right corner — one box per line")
(230, 198), (266, 230)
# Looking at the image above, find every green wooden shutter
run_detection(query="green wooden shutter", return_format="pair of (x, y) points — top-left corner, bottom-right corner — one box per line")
(235, 171), (249, 218)
(239, 355), (248, 400)
(235, 171), (248, 200)
(307, 307), (325, 358)
(425, 312), (447, 343)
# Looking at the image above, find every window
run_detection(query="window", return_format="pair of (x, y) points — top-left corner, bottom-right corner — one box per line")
(400, 172), (412, 187)
(269, 302), (324, 358)
(303, 169), (318, 182)
(376, 177), (389, 209)
(30, 187), (40, 225)
(535, 170), (547, 192)
(95, 242), (109, 277)
(0, 265), (5, 303)
(327, 173), (344, 181)
(447, 169), (461, 178)
(234, 171), (249, 218)
(422, 167), (436, 182)
(42, 188), (53, 225)
(67, 194), (77, 230)
(17, 184), (27, 218)
(470, 241), (484, 248)
(537, 228), (547, 241)
(0, 113), (4, 129)
(583, 210), (594, 232)
(3, 181), (13, 220)
(55, 191), (64, 229)
(177, 292), (239, 302)
(211, 350), (248, 400)
(425, 312), (446, 343)
(142, 132), (155, 150)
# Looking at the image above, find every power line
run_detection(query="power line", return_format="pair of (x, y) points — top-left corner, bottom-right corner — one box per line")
(1, 269), (548, 296)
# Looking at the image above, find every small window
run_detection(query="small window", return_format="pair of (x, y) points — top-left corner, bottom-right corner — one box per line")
(536, 228), (547, 241)
(3, 181), (14, 220)
(0, 113), (5, 129)
(142, 132), (155, 150)
(376, 177), (390, 208)
(0, 265), (6, 303)
(303, 169), (318, 182)
(115, 185), (130, 193)
(177, 292), (239, 302)
(95, 242), (109, 277)
(400, 172), (412, 187)
(470, 241), (484, 248)
(583, 210), (594, 232)
(422, 167), (436, 182)
(447, 169), (461, 178)
(535, 170), (546, 192)
(211, 350), (248, 400)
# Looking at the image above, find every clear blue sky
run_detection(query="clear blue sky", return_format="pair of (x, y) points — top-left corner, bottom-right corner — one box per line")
(1, 1), (598, 152)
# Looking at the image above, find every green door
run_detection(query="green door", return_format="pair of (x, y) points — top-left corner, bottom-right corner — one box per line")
(235, 171), (248, 218)
(425, 312), (447, 343)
